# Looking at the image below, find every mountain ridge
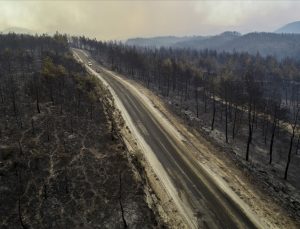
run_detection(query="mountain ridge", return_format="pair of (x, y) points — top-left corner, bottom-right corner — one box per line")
(125, 31), (300, 60)
(275, 21), (300, 34)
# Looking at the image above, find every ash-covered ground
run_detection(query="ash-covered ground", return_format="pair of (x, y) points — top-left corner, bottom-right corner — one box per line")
(0, 34), (157, 229)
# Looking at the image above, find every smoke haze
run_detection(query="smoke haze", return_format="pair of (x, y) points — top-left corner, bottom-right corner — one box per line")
(0, 1), (299, 40)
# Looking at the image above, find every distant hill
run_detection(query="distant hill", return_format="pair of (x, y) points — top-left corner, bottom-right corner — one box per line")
(126, 31), (300, 60)
(275, 21), (300, 34)
(126, 32), (240, 48)
(173, 31), (241, 50)
(126, 36), (204, 48)
(1, 27), (34, 35)
(221, 33), (300, 58)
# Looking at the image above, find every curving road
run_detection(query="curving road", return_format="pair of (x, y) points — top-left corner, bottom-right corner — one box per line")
(72, 48), (261, 229)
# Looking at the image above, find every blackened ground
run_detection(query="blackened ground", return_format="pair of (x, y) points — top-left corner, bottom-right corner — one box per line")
(0, 55), (157, 229)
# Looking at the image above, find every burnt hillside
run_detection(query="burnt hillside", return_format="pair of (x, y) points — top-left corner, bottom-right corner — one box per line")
(0, 34), (157, 228)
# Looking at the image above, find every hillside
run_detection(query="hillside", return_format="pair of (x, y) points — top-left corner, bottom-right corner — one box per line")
(126, 32), (300, 60)
(126, 35), (203, 48)
(174, 31), (241, 50)
(221, 32), (300, 58)
(275, 21), (300, 34)
(0, 34), (157, 228)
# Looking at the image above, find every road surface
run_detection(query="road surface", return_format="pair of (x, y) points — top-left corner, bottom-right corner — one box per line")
(72, 48), (262, 229)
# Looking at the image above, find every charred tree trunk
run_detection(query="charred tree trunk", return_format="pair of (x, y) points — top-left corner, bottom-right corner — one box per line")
(70, 117), (73, 134)
(295, 135), (300, 155)
(60, 91), (64, 115)
(284, 130), (295, 180)
(119, 171), (127, 228)
(18, 197), (27, 229)
(43, 184), (47, 200)
(211, 94), (216, 130)
(203, 88), (207, 113)
(49, 81), (54, 105)
(195, 87), (199, 118)
(111, 120), (115, 141)
(18, 141), (23, 155)
(269, 118), (277, 164)
(46, 119), (50, 142)
(284, 109), (299, 180)
(16, 168), (28, 229)
(0, 86), (4, 103)
(232, 104), (238, 140)
(90, 102), (93, 120)
(225, 101), (228, 143)
(246, 105), (252, 161)
(35, 85), (40, 113)
(11, 89), (17, 117)
(31, 119), (35, 135)
(184, 78), (188, 101)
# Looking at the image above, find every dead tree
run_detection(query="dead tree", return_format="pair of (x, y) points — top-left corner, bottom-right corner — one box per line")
(31, 119), (35, 135)
(244, 70), (262, 161)
(210, 79), (216, 130)
(43, 184), (47, 200)
(269, 117), (278, 164)
(0, 85), (4, 103)
(246, 103), (254, 161)
(269, 102), (281, 164)
(18, 141), (23, 155)
(284, 107), (299, 180)
(16, 167), (28, 229)
(195, 86), (199, 118)
(33, 74), (41, 114)
(295, 135), (300, 155)
(119, 170), (127, 228)
(211, 96), (216, 130)
(232, 104), (238, 139)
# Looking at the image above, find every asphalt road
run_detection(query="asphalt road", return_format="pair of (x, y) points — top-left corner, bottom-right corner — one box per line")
(73, 48), (260, 229)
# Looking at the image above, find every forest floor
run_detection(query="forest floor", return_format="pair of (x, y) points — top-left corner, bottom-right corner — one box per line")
(0, 65), (159, 228)
(108, 73), (300, 228)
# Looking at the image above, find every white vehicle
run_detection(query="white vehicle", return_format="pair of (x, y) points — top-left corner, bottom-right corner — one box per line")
(88, 61), (92, 67)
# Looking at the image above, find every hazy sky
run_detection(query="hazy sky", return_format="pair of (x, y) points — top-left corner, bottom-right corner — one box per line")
(0, 1), (299, 40)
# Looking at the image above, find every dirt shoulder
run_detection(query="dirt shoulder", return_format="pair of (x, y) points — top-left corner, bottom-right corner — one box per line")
(81, 64), (189, 228)
(119, 122), (189, 229)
